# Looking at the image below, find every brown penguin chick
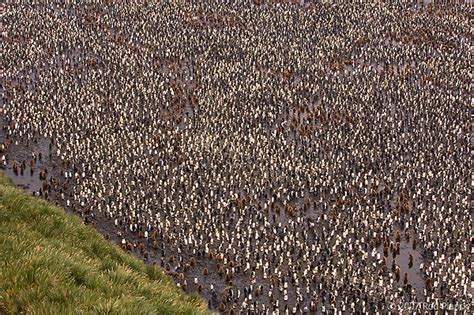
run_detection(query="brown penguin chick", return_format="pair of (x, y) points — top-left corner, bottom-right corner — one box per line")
(217, 265), (224, 277)
(412, 239), (417, 249)
(383, 245), (388, 257)
(426, 278), (432, 291)
(189, 257), (196, 267)
(218, 303), (225, 312)
(396, 242), (400, 255)
(255, 286), (261, 297)
(139, 243), (145, 253)
(197, 284), (202, 292)
(143, 251), (149, 260)
(151, 230), (158, 241)
(152, 241), (159, 250)
(391, 259), (396, 272)
(395, 267), (400, 282)
(203, 268), (209, 276)
(225, 271), (232, 283)
(403, 273), (408, 286)
(396, 230), (401, 243)
(408, 254), (413, 268)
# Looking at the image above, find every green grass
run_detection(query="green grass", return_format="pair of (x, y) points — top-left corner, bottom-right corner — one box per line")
(0, 172), (211, 314)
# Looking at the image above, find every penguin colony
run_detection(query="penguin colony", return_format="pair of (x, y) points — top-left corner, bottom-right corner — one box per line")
(1, 1), (471, 314)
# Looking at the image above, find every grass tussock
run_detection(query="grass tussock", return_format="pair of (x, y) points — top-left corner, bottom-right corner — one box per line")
(0, 172), (211, 314)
